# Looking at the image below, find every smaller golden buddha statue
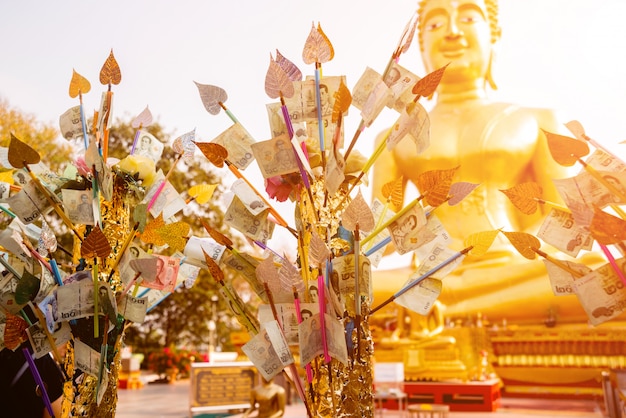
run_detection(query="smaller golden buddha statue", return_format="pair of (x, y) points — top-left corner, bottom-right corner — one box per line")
(242, 378), (286, 418)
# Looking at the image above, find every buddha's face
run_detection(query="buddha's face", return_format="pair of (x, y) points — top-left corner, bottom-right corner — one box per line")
(419, 0), (497, 84)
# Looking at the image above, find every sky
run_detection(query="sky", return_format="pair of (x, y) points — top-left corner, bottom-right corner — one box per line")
(1, 0), (625, 258)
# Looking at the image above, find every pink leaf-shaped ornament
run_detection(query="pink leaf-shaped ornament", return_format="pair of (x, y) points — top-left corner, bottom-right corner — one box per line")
(40, 220), (58, 253)
(448, 182), (480, 206)
(194, 82), (228, 115)
(129, 257), (160, 283)
(265, 55), (294, 99)
(302, 22), (334, 64)
(173, 129), (196, 163)
(308, 233), (330, 268)
(399, 13), (419, 55)
(131, 106), (153, 129)
(342, 190), (375, 232)
(275, 49), (302, 82)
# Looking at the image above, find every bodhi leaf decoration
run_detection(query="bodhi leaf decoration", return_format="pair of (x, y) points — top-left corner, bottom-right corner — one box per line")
(342, 190), (375, 232)
(265, 54), (294, 99)
(201, 220), (233, 248)
(39, 220), (58, 254)
(130, 258), (159, 282)
(133, 203), (148, 233)
(173, 129), (196, 164)
(398, 13), (418, 55)
(3, 314), (28, 350)
(99, 49), (122, 86)
(417, 166), (458, 208)
(14, 269), (40, 305)
(69, 69), (91, 98)
(564, 120), (587, 141)
(202, 249), (225, 283)
(80, 226), (111, 259)
(448, 182), (480, 206)
(131, 106), (153, 129)
(256, 256), (278, 284)
(275, 49), (302, 82)
(412, 64), (448, 98)
(309, 232), (330, 268)
(543, 129), (590, 167)
(8, 133), (40, 168)
(279, 259), (305, 296)
(140, 214), (166, 246)
(464, 229), (500, 257)
(194, 141), (228, 168)
(332, 80), (352, 124)
(502, 231), (541, 260)
(500, 182), (543, 215)
(188, 184), (217, 204)
(302, 22), (334, 64)
(155, 220), (190, 253)
(589, 207), (626, 245)
(381, 176), (404, 212)
(194, 82), (228, 115)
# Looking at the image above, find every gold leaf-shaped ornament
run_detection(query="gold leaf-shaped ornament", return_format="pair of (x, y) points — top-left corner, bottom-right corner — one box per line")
(80, 225), (111, 258)
(341, 190), (375, 232)
(589, 207), (626, 245)
(265, 54), (294, 99)
(381, 176), (404, 212)
(194, 141), (228, 168)
(155, 220), (190, 253)
(302, 22), (334, 64)
(188, 184), (217, 204)
(500, 182), (543, 215)
(194, 82), (228, 115)
(502, 231), (541, 260)
(543, 129), (590, 167)
(331, 80), (352, 124)
(131, 106), (153, 129)
(8, 133), (40, 168)
(464, 229), (500, 257)
(99, 49), (122, 85)
(140, 213), (166, 246)
(69, 69), (91, 98)
(417, 166), (459, 207)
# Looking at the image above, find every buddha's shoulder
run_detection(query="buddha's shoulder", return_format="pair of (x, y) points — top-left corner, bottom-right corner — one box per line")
(485, 102), (564, 131)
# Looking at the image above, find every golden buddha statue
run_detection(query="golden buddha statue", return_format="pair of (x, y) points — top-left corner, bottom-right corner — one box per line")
(372, 0), (604, 326)
(242, 378), (286, 418)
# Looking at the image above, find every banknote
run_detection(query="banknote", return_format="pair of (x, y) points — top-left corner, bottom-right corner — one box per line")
(212, 122), (256, 170)
(538, 208), (594, 257)
(573, 258), (626, 326)
(224, 195), (275, 244)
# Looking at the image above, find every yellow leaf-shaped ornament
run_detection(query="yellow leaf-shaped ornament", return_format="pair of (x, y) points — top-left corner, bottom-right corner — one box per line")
(188, 184), (217, 204)
(194, 82), (228, 115)
(80, 226), (111, 259)
(500, 182), (543, 215)
(302, 22), (334, 64)
(275, 49), (302, 82)
(99, 49), (122, 85)
(140, 213), (166, 246)
(155, 221), (190, 253)
(464, 229), (500, 257)
(412, 64), (448, 98)
(8, 133), (40, 168)
(381, 176), (404, 212)
(69, 69), (91, 98)
(417, 166), (459, 207)
(202, 249), (224, 283)
(264, 54), (294, 99)
(448, 182), (480, 206)
(589, 207), (626, 245)
(131, 106), (153, 129)
(342, 190), (375, 232)
(502, 231), (541, 260)
(331, 80), (352, 124)
(543, 129), (590, 167)
(194, 142), (228, 168)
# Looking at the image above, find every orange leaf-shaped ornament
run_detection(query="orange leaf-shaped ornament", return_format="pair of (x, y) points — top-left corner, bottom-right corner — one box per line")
(464, 229), (500, 257)
(99, 49), (122, 86)
(201, 220), (233, 248)
(69, 69), (91, 98)
(265, 54), (294, 99)
(202, 249), (225, 283)
(341, 190), (375, 232)
(331, 80), (352, 124)
(194, 82), (228, 115)
(448, 182), (480, 206)
(502, 231), (541, 260)
(194, 142), (228, 168)
(188, 184), (217, 204)
(8, 133), (40, 168)
(500, 182), (543, 215)
(543, 130), (590, 166)
(381, 176), (404, 212)
(275, 49), (302, 82)
(3, 313), (28, 350)
(417, 166), (459, 207)
(302, 22), (334, 64)
(140, 214), (166, 246)
(156, 220), (190, 253)
(131, 106), (153, 129)
(412, 64), (448, 98)
(589, 207), (626, 245)
(80, 226), (111, 259)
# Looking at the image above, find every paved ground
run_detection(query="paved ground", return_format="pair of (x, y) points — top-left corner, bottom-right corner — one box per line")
(116, 373), (607, 418)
